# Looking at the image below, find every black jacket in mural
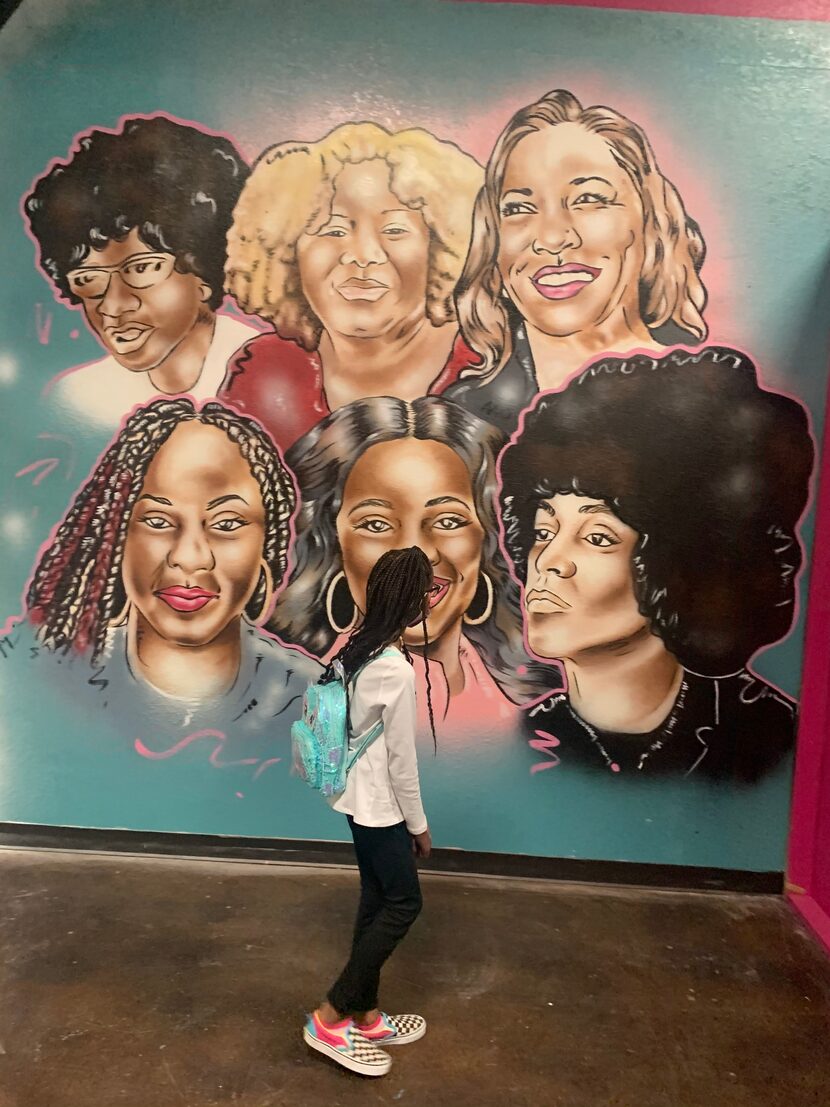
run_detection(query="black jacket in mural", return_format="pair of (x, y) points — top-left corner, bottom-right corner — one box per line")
(524, 670), (796, 783)
(444, 322), (701, 436)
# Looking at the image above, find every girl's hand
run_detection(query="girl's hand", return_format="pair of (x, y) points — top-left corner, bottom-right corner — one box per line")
(412, 829), (432, 858)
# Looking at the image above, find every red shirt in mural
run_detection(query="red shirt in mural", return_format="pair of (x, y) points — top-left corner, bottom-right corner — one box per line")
(217, 330), (481, 454)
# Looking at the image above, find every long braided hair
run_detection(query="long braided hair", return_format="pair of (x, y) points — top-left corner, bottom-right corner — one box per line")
(26, 398), (296, 663)
(325, 547), (437, 751)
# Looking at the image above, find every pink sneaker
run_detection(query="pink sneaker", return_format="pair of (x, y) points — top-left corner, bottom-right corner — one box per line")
(355, 1012), (427, 1046)
(303, 1011), (392, 1076)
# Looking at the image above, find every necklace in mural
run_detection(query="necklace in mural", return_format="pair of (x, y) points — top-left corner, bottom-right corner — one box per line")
(566, 678), (689, 774)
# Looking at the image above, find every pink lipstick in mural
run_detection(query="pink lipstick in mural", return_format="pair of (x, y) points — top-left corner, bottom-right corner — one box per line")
(428, 577), (451, 609)
(530, 263), (601, 300)
(155, 586), (218, 613)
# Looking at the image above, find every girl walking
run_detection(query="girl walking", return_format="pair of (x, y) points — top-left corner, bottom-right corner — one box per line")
(303, 547), (437, 1077)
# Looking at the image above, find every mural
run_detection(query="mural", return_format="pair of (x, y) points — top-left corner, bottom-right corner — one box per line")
(499, 347), (813, 780)
(220, 122), (483, 452)
(25, 116), (254, 433)
(444, 88), (708, 433)
(2, 0), (829, 872)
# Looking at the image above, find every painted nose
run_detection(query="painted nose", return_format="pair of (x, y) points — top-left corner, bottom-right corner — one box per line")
(97, 272), (142, 318)
(166, 525), (216, 575)
(534, 539), (576, 579)
(531, 206), (582, 258)
(342, 225), (387, 268)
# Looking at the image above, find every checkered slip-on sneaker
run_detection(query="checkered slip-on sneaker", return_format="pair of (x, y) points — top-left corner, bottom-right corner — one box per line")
(303, 1012), (392, 1077)
(355, 1012), (427, 1046)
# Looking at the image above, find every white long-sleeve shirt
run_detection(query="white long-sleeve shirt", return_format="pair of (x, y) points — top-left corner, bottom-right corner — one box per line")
(330, 649), (428, 835)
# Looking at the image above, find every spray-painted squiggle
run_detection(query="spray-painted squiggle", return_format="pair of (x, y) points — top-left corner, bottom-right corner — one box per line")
(529, 729), (561, 773)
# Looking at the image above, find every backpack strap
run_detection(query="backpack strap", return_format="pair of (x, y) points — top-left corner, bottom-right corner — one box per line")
(345, 719), (384, 771)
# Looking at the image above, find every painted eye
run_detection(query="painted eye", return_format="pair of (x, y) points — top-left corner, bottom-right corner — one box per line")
(585, 532), (619, 548)
(142, 516), (172, 531)
(212, 517), (248, 532)
(433, 515), (469, 531)
(573, 192), (611, 206)
(500, 201), (534, 218)
(321, 227), (347, 238)
(533, 527), (554, 543)
(356, 518), (393, 534)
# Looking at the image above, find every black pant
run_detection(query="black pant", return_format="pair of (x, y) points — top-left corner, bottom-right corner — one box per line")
(328, 817), (423, 1017)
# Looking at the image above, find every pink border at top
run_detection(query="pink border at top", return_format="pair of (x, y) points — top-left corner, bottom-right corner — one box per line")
(448, 0), (830, 23)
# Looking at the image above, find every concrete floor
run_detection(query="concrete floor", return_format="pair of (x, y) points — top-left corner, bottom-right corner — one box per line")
(0, 851), (828, 1107)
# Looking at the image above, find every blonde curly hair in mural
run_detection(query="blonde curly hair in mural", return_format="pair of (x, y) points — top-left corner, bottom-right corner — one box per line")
(226, 122), (483, 350)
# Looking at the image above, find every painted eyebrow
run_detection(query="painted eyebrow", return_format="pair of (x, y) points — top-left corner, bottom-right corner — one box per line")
(571, 176), (614, 188)
(207, 494), (249, 510)
(73, 252), (168, 271)
(579, 503), (615, 515)
(381, 208), (412, 215)
(348, 498), (393, 516)
(501, 187), (533, 199)
(535, 500), (555, 516)
(425, 496), (469, 508)
(138, 494), (173, 506)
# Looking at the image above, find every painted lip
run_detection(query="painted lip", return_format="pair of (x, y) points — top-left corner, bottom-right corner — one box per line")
(336, 277), (389, 302)
(530, 263), (601, 301)
(525, 588), (571, 612)
(105, 322), (154, 354)
(155, 586), (219, 613)
(428, 577), (451, 610)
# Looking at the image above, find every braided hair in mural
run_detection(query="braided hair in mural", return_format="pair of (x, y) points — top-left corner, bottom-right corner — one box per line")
(27, 398), (295, 664)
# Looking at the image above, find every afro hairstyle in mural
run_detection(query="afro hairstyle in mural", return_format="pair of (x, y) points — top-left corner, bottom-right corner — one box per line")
(24, 115), (249, 311)
(499, 346), (814, 676)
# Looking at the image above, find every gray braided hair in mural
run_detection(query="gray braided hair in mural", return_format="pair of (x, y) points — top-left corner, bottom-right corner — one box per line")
(27, 398), (295, 662)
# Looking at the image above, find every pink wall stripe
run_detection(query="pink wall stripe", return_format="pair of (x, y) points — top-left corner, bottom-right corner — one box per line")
(448, 1), (830, 23)
(787, 362), (830, 908)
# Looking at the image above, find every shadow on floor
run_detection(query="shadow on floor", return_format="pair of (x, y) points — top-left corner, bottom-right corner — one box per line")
(0, 849), (828, 1107)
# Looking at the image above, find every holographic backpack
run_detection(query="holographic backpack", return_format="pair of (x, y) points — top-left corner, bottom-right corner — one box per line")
(291, 650), (395, 799)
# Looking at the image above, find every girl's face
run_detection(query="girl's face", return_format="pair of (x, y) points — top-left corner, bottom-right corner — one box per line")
(496, 123), (645, 341)
(336, 438), (485, 646)
(523, 492), (646, 660)
(121, 422), (266, 648)
(297, 158), (432, 343)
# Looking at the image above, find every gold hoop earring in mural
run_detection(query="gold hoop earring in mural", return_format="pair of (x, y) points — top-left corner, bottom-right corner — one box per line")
(463, 572), (493, 626)
(326, 571), (358, 635)
(108, 596), (131, 629)
(245, 560), (275, 628)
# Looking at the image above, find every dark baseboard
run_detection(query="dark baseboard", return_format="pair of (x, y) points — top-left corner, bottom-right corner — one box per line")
(0, 822), (782, 894)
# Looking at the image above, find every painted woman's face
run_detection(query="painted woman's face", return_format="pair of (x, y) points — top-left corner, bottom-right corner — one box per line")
(497, 124), (646, 341)
(336, 438), (485, 646)
(524, 493), (646, 659)
(297, 159), (432, 342)
(121, 421), (266, 648)
(66, 228), (212, 373)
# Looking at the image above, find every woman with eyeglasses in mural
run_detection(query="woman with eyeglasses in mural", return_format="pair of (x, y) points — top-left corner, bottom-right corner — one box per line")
(271, 396), (559, 740)
(219, 123), (484, 453)
(24, 115), (255, 433)
(499, 347), (813, 781)
(22, 399), (319, 751)
(445, 89), (708, 435)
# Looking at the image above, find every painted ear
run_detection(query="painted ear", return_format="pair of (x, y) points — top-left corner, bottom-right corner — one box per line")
(198, 281), (212, 303)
